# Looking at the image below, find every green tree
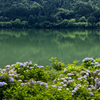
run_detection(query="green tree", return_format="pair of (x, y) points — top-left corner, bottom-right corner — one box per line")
(28, 15), (36, 26)
(87, 16), (96, 24)
(74, 2), (93, 17)
(22, 21), (28, 27)
(13, 18), (22, 27)
(79, 16), (87, 22)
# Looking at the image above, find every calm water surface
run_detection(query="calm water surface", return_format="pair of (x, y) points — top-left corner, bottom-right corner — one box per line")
(0, 28), (100, 68)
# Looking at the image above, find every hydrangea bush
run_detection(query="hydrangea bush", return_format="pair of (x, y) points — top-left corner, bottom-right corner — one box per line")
(1, 57), (100, 99)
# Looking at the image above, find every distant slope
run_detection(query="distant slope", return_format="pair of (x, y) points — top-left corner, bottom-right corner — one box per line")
(0, 0), (100, 28)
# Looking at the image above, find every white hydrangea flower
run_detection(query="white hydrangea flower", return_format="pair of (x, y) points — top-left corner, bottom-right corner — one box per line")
(18, 80), (22, 82)
(59, 82), (64, 84)
(88, 88), (92, 91)
(67, 73), (74, 75)
(61, 78), (65, 80)
(72, 90), (76, 93)
(63, 79), (67, 83)
(89, 92), (93, 95)
(68, 77), (72, 80)
(86, 73), (89, 76)
(58, 86), (63, 89)
(52, 85), (57, 88)
(74, 88), (78, 91)
(98, 73), (100, 76)
(66, 88), (69, 90)
(63, 84), (67, 87)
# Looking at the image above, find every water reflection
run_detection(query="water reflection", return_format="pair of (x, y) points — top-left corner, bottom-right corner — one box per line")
(0, 28), (100, 67)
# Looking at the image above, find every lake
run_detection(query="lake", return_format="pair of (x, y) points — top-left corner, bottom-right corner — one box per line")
(0, 28), (100, 68)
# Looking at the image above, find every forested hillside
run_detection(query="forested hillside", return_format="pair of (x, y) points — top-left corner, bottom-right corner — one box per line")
(0, 0), (100, 28)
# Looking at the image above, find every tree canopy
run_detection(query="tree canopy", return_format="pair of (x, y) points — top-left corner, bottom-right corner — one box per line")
(0, 0), (100, 28)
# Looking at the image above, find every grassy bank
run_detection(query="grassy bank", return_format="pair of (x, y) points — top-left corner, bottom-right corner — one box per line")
(0, 57), (100, 100)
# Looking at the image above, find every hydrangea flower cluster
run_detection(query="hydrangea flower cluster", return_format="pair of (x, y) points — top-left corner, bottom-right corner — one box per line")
(0, 82), (7, 87)
(20, 79), (49, 89)
(82, 58), (94, 62)
(1, 58), (100, 99)
(0, 61), (45, 89)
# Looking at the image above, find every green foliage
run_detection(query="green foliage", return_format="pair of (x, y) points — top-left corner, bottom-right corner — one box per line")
(1, 57), (100, 99)
(13, 62), (48, 82)
(87, 16), (96, 24)
(0, 0), (100, 28)
(13, 19), (22, 27)
(28, 15), (36, 26)
(79, 16), (87, 22)
(50, 57), (65, 71)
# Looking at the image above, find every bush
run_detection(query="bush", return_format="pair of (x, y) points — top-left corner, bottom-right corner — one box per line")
(1, 57), (100, 99)
(50, 57), (65, 71)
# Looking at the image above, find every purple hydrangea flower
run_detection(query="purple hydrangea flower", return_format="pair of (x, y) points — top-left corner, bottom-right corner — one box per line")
(66, 88), (69, 90)
(93, 71), (96, 74)
(95, 62), (99, 65)
(98, 81), (100, 85)
(82, 58), (94, 62)
(6, 68), (10, 71)
(91, 62), (94, 65)
(21, 83), (25, 86)
(24, 62), (28, 66)
(31, 80), (36, 84)
(63, 84), (67, 87)
(67, 80), (74, 84)
(59, 82), (64, 84)
(19, 63), (24, 67)
(74, 88), (78, 91)
(37, 66), (44, 68)
(40, 82), (45, 86)
(52, 85), (57, 88)
(29, 67), (33, 69)
(0, 82), (7, 87)
(27, 66), (29, 68)
(63, 80), (67, 83)
(72, 90), (76, 93)
(29, 62), (32, 65)
(46, 85), (49, 89)
(9, 77), (14, 82)
(16, 62), (21, 64)
(91, 77), (94, 79)
(89, 58), (94, 61)
(13, 71), (17, 75)
(24, 80), (27, 82)
(36, 81), (41, 83)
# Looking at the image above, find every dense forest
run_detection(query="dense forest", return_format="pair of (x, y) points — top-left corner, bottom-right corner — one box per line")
(0, 0), (100, 28)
